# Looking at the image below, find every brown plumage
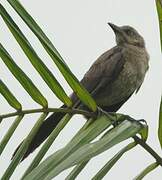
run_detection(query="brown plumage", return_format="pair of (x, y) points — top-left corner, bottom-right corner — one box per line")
(12, 23), (149, 160)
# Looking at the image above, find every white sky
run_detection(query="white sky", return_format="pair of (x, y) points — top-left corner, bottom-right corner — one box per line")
(1, 0), (162, 179)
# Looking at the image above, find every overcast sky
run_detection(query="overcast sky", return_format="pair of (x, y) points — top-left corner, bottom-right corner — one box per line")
(1, 0), (162, 179)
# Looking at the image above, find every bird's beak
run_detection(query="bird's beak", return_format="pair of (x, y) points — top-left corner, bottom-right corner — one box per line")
(108, 23), (123, 34)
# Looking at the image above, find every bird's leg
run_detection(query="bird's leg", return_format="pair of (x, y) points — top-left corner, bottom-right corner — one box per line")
(95, 107), (147, 127)
(95, 107), (117, 125)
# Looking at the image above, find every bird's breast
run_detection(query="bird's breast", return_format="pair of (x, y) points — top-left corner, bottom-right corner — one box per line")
(95, 46), (149, 107)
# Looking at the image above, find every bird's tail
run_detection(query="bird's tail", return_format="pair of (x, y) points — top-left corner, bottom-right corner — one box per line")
(12, 105), (66, 161)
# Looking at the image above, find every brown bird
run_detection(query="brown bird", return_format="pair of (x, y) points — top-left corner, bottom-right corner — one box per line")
(13, 23), (149, 160)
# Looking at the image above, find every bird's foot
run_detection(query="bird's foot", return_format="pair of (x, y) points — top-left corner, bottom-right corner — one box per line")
(95, 107), (117, 125)
(118, 115), (147, 126)
(94, 108), (147, 127)
(137, 119), (147, 126)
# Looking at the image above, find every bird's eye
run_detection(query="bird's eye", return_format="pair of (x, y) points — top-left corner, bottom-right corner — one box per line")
(125, 30), (134, 36)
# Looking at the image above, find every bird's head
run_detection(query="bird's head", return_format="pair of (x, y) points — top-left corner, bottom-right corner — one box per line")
(108, 23), (145, 48)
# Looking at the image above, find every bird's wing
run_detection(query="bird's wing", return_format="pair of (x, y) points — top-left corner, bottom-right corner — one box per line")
(71, 46), (125, 103)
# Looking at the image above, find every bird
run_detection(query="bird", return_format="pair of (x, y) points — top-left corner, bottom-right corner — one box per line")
(12, 23), (149, 160)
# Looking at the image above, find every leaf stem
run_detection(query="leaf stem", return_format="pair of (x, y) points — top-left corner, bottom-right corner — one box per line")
(133, 136), (162, 166)
(0, 107), (95, 119)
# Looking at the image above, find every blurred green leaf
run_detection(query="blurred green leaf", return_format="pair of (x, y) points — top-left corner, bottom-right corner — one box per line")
(45, 121), (141, 179)
(0, 115), (24, 156)
(0, 43), (48, 107)
(24, 120), (142, 180)
(65, 161), (89, 180)
(22, 114), (72, 178)
(134, 162), (159, 180)
(156, 0), (162, 148)
(2, 113), (48, 180)
(0, 4), (72, 107)
(92, 142), (136, 180)
(7, 0), (97, 111)
(65, 118), (115, 180)
(0, 79), (22, 110)
(63, 117), (95, 180)
(156, 0), (162, 50)
(23, 115), (112, 180)
(159, 97), (162, 148)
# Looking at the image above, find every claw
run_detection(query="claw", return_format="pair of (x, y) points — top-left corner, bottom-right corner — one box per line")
(96, 107), (107, 117)
(120, 116), (147, 126)
(137, 119), (147, 126)
(95, 107), (117, 125)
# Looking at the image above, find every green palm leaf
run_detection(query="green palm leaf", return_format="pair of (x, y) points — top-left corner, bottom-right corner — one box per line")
(24, 120), (143, 180)
(155, 0), (162, 149)
(0, 79), (21, 110)
(0, 4), (72, 107)
(7, 0), (97, 111)
(0, 43), (47, 107)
